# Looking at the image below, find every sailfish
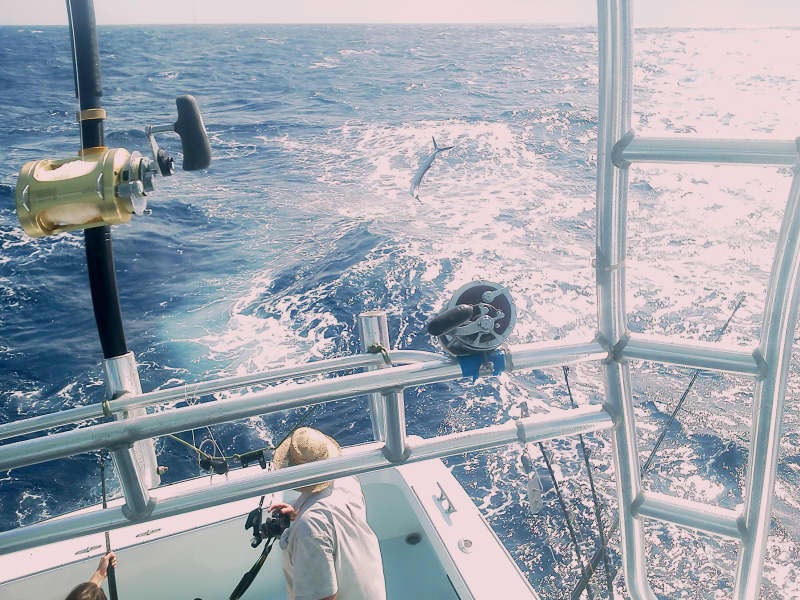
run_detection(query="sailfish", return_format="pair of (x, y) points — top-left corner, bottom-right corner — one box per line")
(409, 137), (454, 202)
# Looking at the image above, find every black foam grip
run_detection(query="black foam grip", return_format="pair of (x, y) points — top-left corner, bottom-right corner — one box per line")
(107, 564), (118, 600)
(85, 226), (127, 359)
(427, 304), (475, 337)
(174, 95), (211, 171)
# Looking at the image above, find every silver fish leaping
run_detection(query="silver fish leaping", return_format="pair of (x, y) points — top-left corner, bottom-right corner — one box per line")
(409, 136), (454, 202)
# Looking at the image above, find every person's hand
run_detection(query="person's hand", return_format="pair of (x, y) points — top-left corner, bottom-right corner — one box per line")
(268, 502), (298, 521)
(89, 551), (117, 586)
(97, 551), (117, 578)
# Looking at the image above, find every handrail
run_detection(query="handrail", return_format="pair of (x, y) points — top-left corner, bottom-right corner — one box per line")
(0, 350), (440, 443)
(0, 341), (606, 473)
(618, 135), (799, 166)
(622, 334), (761, 375)
(0, 406), (613, 555)
(3, 335), (767, 446)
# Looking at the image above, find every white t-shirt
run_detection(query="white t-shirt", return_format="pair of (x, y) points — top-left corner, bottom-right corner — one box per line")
(279, 477), (386, 600)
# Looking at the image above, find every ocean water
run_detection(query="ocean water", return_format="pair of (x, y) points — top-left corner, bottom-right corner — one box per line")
(1, 23), (800, 599)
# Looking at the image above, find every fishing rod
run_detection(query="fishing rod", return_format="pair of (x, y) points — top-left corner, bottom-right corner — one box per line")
(60, 0), (211, 359)
(20, 0), (212, 355)
(519, 402), (596, 600)
(99, 453), (119, 600)
(570, 294), (746, 600)
(46, 0), (211, 494)
(66, 0), (126, 360)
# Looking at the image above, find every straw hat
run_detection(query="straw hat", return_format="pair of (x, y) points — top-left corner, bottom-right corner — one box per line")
(272, 427), (342, 493)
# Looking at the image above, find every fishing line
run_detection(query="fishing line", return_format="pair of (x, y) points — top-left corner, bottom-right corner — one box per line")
(519, 402), (595, 600)
(164, 404), (319, 473)
(563, 366), (614, 599)
(537, 440), (596, 600)
(571, 294), (746, 600)
(99, 452), (119, 600)
(66, 0), (85, 151)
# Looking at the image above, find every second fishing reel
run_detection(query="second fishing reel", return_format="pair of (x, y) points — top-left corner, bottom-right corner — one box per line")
(428, 280), (516, 356)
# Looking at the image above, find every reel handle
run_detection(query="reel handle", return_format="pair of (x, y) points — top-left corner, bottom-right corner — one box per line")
(427, 304), (475, 336)
(174, 95), (211, 171)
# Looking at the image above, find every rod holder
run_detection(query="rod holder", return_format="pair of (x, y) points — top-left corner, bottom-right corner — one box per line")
(358, 311), (408, 462)
(104, 352), (160, 489)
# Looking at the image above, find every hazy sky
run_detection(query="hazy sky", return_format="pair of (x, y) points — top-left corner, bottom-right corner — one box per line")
(2, 0), (800, 27)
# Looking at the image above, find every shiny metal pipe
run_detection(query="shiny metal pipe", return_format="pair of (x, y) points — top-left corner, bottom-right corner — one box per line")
(735, 170), (800, 599)
(623, 334), (760, 375)
(505, 340), (607, 370)
(0, 351), (438, 442)
(358, 311), (390, 442)
(620, 136), (798, 166)
(104, 352), (160, 490)
(0, 404), (613, 555)
(110, 445), (153, 519)
(635, 491), (742, 540)
(0, 358), (458, 472)
(0, 340), (605, 472)
(596, 1), (655, 598)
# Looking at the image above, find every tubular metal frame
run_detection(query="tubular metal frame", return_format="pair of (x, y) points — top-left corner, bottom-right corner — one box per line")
(0, 4), (798, 599)
(597, 1), (800, 598)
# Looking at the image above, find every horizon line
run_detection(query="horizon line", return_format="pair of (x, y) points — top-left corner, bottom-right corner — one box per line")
(3, 21), (799, 29)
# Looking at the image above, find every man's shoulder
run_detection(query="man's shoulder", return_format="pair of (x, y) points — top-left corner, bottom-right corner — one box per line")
(295, 497), (338, 536)
(331, 476), (366, 501)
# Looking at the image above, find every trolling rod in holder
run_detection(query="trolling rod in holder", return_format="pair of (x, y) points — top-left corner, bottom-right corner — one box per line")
(14, 0), (211, 366)
(11, 0), (212, 496)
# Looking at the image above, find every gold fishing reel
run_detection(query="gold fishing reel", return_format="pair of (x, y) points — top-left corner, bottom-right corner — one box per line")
(15, 95), (211, 238)
(16, 147), (156, 238)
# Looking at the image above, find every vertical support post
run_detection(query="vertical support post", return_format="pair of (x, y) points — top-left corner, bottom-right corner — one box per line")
(358, 311), (408, 462)
(596, 1), (655, 599)
(104, 353), (160, 489)
(735, 170), (800, 598)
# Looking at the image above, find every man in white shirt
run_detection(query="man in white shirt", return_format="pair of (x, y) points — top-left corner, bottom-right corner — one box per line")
(270, 427), (387, 600)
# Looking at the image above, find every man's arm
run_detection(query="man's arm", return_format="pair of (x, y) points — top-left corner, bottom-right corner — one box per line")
(88, 552), (117, 586)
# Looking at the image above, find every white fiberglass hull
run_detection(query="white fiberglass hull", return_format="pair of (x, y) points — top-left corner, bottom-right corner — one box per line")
(0, 459), (537, 600)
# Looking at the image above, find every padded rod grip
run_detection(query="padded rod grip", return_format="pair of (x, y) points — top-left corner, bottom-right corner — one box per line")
(174, 95), (211, 171)
(427, 304), (475, 336)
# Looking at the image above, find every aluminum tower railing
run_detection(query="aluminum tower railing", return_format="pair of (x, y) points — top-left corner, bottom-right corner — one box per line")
(0, 339), (614, 555)
(597, 1), (800, 598)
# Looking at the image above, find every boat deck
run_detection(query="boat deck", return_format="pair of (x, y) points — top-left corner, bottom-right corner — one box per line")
(0, 459), (537, 600)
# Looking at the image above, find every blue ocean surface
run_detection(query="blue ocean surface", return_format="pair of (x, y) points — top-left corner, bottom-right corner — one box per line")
(1, 23), (800, 598)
